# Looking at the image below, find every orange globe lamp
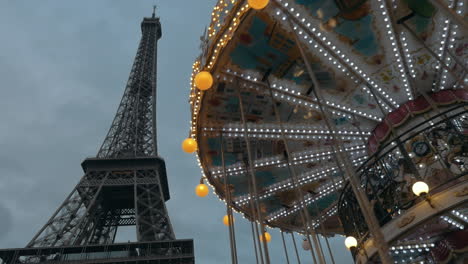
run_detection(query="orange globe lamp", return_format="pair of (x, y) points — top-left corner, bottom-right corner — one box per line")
(223, 215), (234, 226)
(195, 183), (209, 197)
(248, 0), (270, 10)
(194, 71), (213, 91)
(259, 232), (271, 242)
(182, 138), (197, 153)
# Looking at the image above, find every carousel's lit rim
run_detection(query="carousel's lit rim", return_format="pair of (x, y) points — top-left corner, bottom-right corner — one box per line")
(186, 0), (466, 227)
(187, 1), (263, 225)
(189, 0), (467, 145)
(368, 89), (468, 153)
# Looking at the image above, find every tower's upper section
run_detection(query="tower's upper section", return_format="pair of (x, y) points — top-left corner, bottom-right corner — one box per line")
(97, 10), (162, 158)
(141, 7), (162, 39)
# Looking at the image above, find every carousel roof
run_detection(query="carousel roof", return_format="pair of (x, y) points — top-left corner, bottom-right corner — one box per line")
(188, 0), (467, 234)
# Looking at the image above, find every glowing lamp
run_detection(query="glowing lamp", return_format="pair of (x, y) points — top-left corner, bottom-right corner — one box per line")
(345, 236), (358, 249)
(182, 138), (197, 153)
(412, 181), (429, 196)
(223, 215), (234, 226)
(195, 183), (209, 197)
(259, 232), (271, 243)
(248, 0), (269, 10)
(194, 71), (213, 90)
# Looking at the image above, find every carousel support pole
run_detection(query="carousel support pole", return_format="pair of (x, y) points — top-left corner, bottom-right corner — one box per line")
(427, 0), (468, 30)
(236, 84), (271, 264)
(248, 176), (265, 264)
(262, 69), (326, 264)
(291, 232), (302, 264)
(305, 224), (322, 264)
(313, 210), (336, 264)
(350, 204), (368, 263)
(280, 231), (291, 264)
(311, 230), (326, 264)
(220, 134), (238, 264)
(250, 221), (261, 264)
(230, 200), (239, 263)
(289, 20), (394, 264)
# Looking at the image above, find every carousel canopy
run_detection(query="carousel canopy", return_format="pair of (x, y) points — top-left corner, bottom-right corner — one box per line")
(188, 0), (467, 234)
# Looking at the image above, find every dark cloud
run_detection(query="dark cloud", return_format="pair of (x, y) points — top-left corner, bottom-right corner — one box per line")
(0, 1), (352, 263)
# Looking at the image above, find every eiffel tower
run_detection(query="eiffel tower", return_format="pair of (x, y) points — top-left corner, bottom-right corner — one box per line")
(0, 8), (194, 264)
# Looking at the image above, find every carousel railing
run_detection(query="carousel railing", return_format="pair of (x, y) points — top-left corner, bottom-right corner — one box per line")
(338, 103), (468, 242)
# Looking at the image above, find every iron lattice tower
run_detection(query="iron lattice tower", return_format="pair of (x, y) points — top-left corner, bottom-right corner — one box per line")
(0, 9), (194, 264)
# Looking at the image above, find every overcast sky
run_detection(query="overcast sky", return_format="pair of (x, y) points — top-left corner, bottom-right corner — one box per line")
(0, 1), (352, 263)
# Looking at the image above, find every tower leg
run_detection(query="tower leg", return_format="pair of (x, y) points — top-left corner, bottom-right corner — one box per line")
(27, 171), (107, 247)
(135, 178), (175, 241)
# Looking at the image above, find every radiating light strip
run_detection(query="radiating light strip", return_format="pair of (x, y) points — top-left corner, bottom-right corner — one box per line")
(210, 146), (366, 178)
(302, 205), (339, 230)
(235, 167), (340, 206)
(441, 215), (465, 230)
(273, 0), (400, 109)
(436, 0), (463, 90)
(399, 32), (417, 79)
(361, 86), (391, 113)
(452, 209), (468, 224)
(223, 70), (382, 122)
(267, 180), (344, 221)
(391, 242), (434, 255)
(376, 0), (413, 100)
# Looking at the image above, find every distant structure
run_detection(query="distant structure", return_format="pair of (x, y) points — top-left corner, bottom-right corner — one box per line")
(0, 9), (194, 264)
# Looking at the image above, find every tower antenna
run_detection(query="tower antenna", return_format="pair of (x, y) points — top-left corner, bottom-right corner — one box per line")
(152, 5), (157, 18)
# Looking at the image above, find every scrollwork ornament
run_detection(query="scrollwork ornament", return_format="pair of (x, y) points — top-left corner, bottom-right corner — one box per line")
(397, 214), (416, 228)
(455, 186), (468, 197)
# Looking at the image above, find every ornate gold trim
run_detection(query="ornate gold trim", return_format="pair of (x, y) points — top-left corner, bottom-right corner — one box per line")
(397, 214), (416, 228)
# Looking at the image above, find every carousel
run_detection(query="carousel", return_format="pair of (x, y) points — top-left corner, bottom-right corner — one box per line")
(183, 0), (468, 263)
